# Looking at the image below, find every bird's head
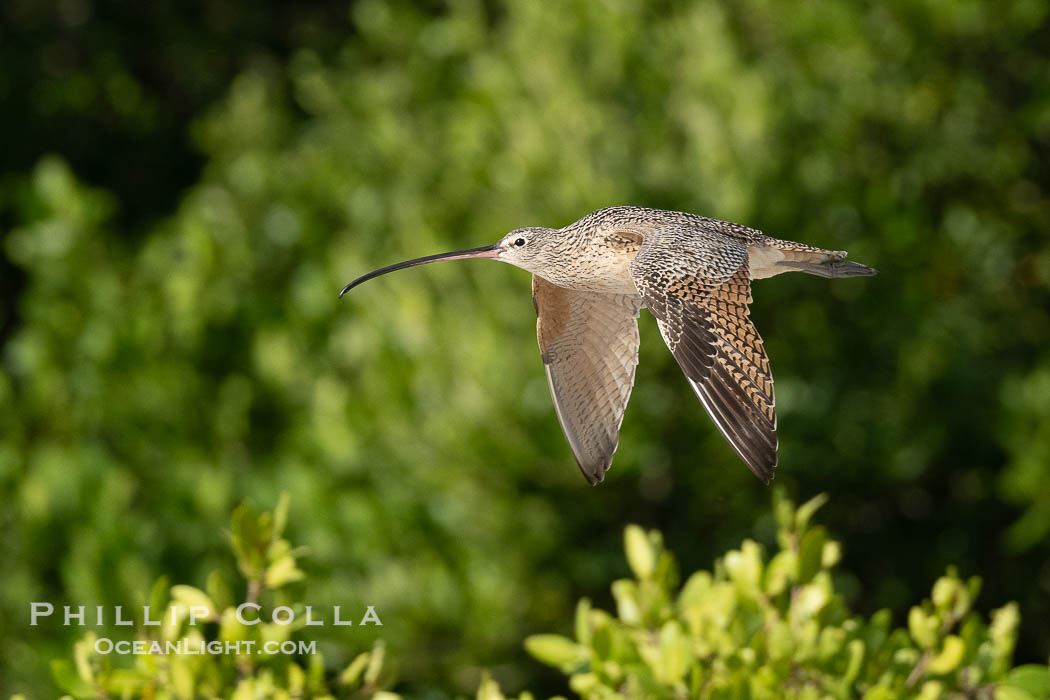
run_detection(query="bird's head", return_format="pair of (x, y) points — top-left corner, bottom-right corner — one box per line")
(491, 226), (557, 273)
(338, 226), (557, 297)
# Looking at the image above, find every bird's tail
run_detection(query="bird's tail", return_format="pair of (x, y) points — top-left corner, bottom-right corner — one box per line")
(763, 238), (878, 278)
(783, 259), (878, 278)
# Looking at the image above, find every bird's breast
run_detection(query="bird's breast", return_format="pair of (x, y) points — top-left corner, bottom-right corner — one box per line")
(536, 235), (641, 295)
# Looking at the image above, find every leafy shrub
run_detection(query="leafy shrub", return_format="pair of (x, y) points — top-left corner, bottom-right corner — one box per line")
(36, 494), (1048, 700)
(508, 492), (1049, 700)
(44, 495), (398, 700)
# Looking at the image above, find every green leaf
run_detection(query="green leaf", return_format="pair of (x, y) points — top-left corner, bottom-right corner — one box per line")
(798, 526), (827, 583)
(1000, 666), (1050, 699)
(843, 639), (865, 686)
(218, 606), (248, 642)
(909, 606), (939, 650)
(624, 525), (655, 580)
(264, 554), (305, 588)
(932, 575), (971, 620)
(364, 640), (386, 686)
(654, 549), (680, 593)
(104, 669), (148, 696)
(991, 603), (1021, 645)
(822, 540), (842, 569)
(574, 597), (592, 646)
(72, 634), (95, 685)
(258, 620), (292, 650)
(724, 539), (763, 591)
(611, 579), (641, 624)
(524, 635), (585, 669)
(568, 673), (600, 695)
(927, 635), (966, 674)
(763, 550), (797, 596)
(996, 687), (1037, 700)
(654, 621), (690, 684)
(678, 571), (713, 609)
(339, 652), (371, 686)
(170, 584), (218, 620)
(917, 680), (945, 700)
(795, 493), (829, 532)
(476, 670), (506, 700)
(862, 685), (901, 700)
(791, 583), (829, 625)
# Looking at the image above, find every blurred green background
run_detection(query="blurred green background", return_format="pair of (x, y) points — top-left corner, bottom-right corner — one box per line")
(2, 0), (1049, 696)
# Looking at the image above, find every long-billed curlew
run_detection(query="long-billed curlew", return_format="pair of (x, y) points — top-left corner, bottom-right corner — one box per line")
(340, 206), (876, 485)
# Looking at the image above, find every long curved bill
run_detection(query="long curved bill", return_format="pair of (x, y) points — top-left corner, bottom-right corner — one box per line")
(339, 244), (500, 298)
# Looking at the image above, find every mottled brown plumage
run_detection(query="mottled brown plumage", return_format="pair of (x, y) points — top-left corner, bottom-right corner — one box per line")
(340, 206), (877, 485)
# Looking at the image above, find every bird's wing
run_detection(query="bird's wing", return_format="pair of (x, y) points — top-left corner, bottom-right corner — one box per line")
(628, 228), (778, 482)
(532, 275), (643, 484)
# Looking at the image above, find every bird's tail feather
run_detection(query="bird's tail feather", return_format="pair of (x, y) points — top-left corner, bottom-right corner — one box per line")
(782, 259), (878, 278)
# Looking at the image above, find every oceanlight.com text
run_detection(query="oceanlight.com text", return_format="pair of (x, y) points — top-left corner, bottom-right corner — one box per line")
(93, 639), (318, 656)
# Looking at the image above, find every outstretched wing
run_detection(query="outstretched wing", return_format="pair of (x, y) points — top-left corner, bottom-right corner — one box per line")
(628, 229), (778, 482)
(532, 275), (643, 484)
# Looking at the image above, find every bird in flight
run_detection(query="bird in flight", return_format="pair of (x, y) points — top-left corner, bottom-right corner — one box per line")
(340, 206), (876, 485)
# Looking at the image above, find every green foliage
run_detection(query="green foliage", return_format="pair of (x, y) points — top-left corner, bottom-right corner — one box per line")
(508, 494), (1049, 700)
(3, 0), (1050, 695)
(48, 497), (398, 700)
(40, 494), (1049, 700)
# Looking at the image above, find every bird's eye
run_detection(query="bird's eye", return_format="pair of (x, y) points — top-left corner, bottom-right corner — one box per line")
(514, 238), (526, 247)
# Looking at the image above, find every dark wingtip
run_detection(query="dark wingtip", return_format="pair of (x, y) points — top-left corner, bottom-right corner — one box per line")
(748, 463), (775, 485)
(747, 454), (777, 485)
(576, 459), (607, 486)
